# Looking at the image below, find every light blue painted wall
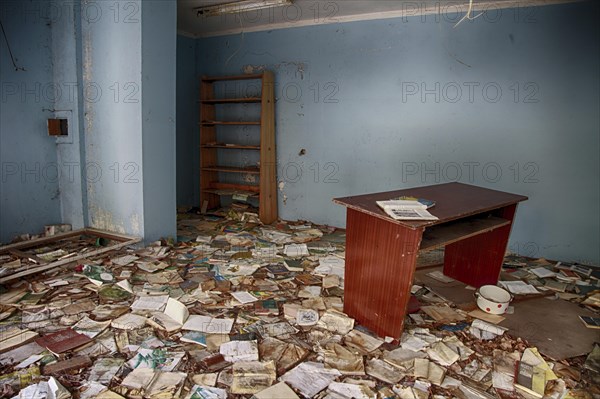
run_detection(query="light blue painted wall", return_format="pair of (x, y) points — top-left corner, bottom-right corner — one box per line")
(51, 0), (86, 231)
(80, 1), (145, 237)
(176, 35), (199, 207)
(141, 0), (177, 242)
(194, 2), (599, 264)
(80, 0), (177, 242)
(1, 0), (177, 244)
(0, 2), (62, 243)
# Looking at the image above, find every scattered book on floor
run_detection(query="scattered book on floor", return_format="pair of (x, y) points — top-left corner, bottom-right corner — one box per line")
(180, 331), (208, 346)
(35, 328), (93, 355)
(578, 315), (600, 329)
(376, 199), (438, 221)
(515, 361), (545, 398)
(265, 263), (290, 279)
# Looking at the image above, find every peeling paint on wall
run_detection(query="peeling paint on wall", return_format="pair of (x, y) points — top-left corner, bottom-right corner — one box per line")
(278, 181), (287, 205)
(274, 61), (306, 80)
(242, 64), (266, 74)
(89, 207), (126, 234)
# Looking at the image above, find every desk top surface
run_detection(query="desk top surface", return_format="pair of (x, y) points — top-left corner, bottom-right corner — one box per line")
(333, 182), (528, 229)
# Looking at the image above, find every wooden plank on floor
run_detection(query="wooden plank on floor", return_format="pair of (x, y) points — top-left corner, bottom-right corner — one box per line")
(0, 230), (141, 284)
(500, 297), (599, 360)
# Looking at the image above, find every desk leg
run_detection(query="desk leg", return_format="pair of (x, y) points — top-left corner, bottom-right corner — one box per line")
(443, 204), (517, 287)
(344, 208), (423, 340)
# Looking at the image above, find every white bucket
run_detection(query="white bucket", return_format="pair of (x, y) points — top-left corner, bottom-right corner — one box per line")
(475, 285), (513, 315)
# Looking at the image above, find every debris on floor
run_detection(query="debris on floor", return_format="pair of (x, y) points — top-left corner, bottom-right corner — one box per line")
(0, 206), (598, 398)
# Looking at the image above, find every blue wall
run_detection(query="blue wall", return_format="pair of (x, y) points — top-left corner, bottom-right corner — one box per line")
(190, 2), (599, 264)
(80, 1), (145, 237)
(176, 35), (199, 207)
(81, 0), (177, 242)
(51, 0), (86, 232)
(0, 2), (62, 243)
(1, 0), (177, 244)
(141, 0), (177, 242)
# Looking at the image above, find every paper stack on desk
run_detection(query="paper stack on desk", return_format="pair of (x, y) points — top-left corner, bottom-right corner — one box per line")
(376, 199), (438, 221)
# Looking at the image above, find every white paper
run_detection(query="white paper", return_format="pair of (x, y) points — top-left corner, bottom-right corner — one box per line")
(89, 358), (125, 385)
(314, 256), (345, 278)
(498, 280), (539, 295)
(254, 382), (300, 399)
(121, 367), (156, 389)
(411, 285), (422, 294)
(441, 375), (462, 388)
(231, 291), (258, 304)
(327, 382), (376, 399)
(219, 340), (259, 362)
(280, 362), (341, 398)
(296, 309), (319, 326)
(400, 334), (429, 352)
(72, 316), (111, 338)
(119, 270), (132, 279)
(317, 310), (354, 335)
(128, 349), (185, 371)
(145, 371), (187, 396)
(492, 371), (515, 391)
(470, 319), (508, 340)
(185, 385), (227, 399)
(530, 267), (556, 278)
(111, 313), (148, 330)
(426, 342), (459, 366)
(182, 315), (234, 334)
(17, 382), (50, 399)
(79, 381), (108, 399)
(164, 298), (189, 325)
(111, 254), (139, 266)
(297, 285), (322, 298)
(48, 377), (70, 399)
(217, 262), (260, 277)
(15, 354), (44, 369)
(377, 200), (438, 221)
(261, 229), (293, 244)
(116, 279), (134, 293)
(130, 295), (169, 311)
(345, 329), (384, 353)
(195, 234), (213, 243)
(283, 244), (309, 257)
(136, 261), (169, 273)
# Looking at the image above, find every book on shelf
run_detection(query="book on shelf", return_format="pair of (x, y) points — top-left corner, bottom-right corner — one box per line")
(376, 199), (438, 221)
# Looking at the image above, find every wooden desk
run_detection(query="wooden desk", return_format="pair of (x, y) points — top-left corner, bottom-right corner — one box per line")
(333, 182), (528, 339)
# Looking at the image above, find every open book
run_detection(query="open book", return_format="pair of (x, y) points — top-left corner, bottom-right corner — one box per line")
(376, 199), (438, 221)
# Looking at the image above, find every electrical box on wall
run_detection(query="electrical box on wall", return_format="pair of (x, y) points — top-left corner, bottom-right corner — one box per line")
(47, 118), (68, 136)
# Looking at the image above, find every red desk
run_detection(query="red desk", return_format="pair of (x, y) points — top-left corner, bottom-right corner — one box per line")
(333, 183), (528, 339)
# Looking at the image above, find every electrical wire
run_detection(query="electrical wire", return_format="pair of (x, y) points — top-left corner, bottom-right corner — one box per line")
(454, 0), (484, 28)
(225, 13), (245, 66)
(0, 19), (26, 71)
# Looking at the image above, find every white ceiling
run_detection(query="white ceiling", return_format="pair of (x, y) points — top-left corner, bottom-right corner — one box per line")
(178, 0), (580, 38)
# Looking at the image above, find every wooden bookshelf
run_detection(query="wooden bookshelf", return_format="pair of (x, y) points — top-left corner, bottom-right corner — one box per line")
(199, 72), (278, 224)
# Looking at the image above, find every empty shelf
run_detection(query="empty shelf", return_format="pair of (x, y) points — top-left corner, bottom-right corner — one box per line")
(200, 121), (261, 126)
(202, 166), (260, 174)
(202, 73), (264, 82)
(201, 98), (261, 104)
(419, 216), (511, 252)
(201, 144), (260, 150)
